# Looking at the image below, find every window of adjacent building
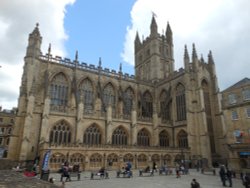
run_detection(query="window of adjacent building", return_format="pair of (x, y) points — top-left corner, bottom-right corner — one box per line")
(231, 110), (239, 120)
(228, 93), (237, 104)
(7, 128), (12, 134)
(0, 137), (3, 145)
(0, 118), (3, 123)
(242, 89), (250, 101)
(0, 128), (4, 135)
(234, 130), (243, 143)
(246, 107), (250, 118)
(10, 119), (14, 123)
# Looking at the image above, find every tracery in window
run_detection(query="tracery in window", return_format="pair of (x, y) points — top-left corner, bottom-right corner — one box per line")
(141, 91), (153, 120)
(177, 130), (188, 148)
(137, 128), (150, 146)
(83, 124), (101, 145)
(89, 153), (102, 168)
(49, 120), (71, 145)
(102, 83), (116, 117)
(112, 126), (128, 145)
(70, 153), (85, 164)
(176, 83), (186, 121)
(160, 89), (171, 123)
(159, 130), (170, 147)
(163, 154), (171, 165)
(50, 153), (66, 168)
(50, 73), (68, 112)
(78, 78), (94, 114)
(123, 153), (133, 162)
(137, 154), (147, 167)
(123, 87), (134, 119)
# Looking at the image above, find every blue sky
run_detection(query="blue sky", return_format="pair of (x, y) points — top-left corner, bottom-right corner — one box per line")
(64, 0), (135, 74)
(0, 0), (250, 109)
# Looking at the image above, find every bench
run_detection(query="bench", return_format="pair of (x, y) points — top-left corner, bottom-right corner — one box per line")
(201, 168), (216, 175)
(159, 168), (173, 175)
(116, 170), (133, 178)
(90, 171), (109, 180)
(139, 169), (154, 176)
(60, 171), (81, 181)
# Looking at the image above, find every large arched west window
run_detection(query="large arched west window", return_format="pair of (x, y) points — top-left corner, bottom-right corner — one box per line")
(112, 127), (128, 145)
(50, 72), (69, 112)
(159, 130), (170, 147)
(137, 128), (150, 146)
(177, 130), (188, 148)
(102, 83), (116, 117)
(176, 83), (186, 121)
(78, 78), (94, 114)
(83, 124), (101, 145)
(141, 91), (153, 119)
(123, 87), (134, 119)
(49, 120), (71, 145)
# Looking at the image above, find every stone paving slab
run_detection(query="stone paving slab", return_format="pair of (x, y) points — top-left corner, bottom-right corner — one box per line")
(49, 169), (245, 188)
(0, 170), (59, 188)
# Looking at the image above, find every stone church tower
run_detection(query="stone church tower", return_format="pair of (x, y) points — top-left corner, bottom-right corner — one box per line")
(8, 17), (226, 171)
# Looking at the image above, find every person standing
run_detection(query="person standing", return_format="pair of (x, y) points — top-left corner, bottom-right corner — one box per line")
(219, 165), (226, 186)
(191, 178), (200, 188)
(226, 169), (232, 187)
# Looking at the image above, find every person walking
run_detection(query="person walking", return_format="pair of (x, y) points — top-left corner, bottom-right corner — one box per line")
(191, 178), (200, 188)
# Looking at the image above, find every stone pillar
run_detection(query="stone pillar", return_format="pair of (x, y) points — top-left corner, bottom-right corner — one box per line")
(131, 109), (137, 145)
(106, 105), (112, 144)
(76, 102), (83, 143)
(40, 97), (50, 143)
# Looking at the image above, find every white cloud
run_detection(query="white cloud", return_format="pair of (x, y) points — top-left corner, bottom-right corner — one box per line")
(122, 0), (250, 90)
(0, 0), (75, 109)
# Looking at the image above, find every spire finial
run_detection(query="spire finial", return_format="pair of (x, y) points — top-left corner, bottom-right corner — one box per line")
(98, 57), (102, 67)
(208, 50), (214, 64)
(119, 62), (122, 73)
(192, 43), (197, 59)
(75, 50), (78, 61)
(36, 23), (39, 28)
(48, 43), (51, 55)
(184, 45), (189, 60)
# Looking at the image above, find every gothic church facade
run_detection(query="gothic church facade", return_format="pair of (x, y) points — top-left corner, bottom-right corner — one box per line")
(8, 16), (226, 171)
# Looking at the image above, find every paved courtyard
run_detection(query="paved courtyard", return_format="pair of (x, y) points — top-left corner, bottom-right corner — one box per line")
(51, 169), (245, 188)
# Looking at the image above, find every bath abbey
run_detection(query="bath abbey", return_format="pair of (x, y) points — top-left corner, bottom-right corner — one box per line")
(7, 16), (227, 171)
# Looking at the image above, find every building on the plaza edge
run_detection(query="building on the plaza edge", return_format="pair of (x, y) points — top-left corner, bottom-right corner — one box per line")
(0, 107), (16, 158)
(8, 16), (227, 171)
(221, 78), (250, 170)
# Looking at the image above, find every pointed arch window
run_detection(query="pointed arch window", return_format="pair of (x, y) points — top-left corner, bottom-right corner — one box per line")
(160, 89), (171, 123)
(112, 127), (128, 145)
(177, 130), (188, 148)
(78, 78), (94, 114)
(123, 87), (134, 119)
(83, 124), (101, 145)
(50, 73), (68, 112)
(137, 128), (150, 146)
(141, 91), (153, 120)
(102, 83), (116, 117)
(176, 84), (186, 121)
(159, 130), (170, 147)
(49, 121), (71, 145)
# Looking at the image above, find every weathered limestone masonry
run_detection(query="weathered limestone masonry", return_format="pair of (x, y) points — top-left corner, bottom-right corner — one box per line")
(8, 16), (226, 171)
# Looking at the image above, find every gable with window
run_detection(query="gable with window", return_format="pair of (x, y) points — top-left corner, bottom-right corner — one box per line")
(242, 88), (250, 101)
(228, 93), (237, 105)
